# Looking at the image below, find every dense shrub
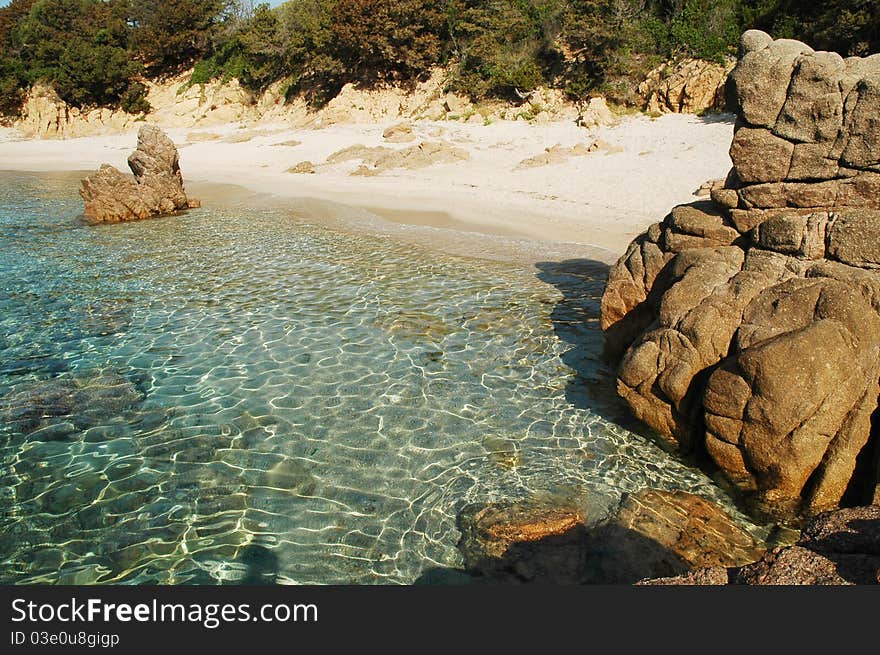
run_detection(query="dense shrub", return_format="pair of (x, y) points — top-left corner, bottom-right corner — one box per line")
(446, 0), (566, 100)
(129, 0), (229, 76)
(668, 0), (741, 61)
(276, 0), (342, 102)
(188, 3), (283, 90)
(0, 0), (148, 114)
(750, 0), (880, 56)
(0, 0), (877, 118)
(331, 0), (444, 81)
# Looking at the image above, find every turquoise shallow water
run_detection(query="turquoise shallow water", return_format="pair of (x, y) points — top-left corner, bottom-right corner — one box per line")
(0, 172), (756, 584)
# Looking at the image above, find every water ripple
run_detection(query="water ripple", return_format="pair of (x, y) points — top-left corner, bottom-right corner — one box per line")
(0, 172), (759, 585)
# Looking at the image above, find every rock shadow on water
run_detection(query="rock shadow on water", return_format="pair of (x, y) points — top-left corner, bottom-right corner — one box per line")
(235, 544), (281, 585)
(417, 525), (694, 585)
(534, 259), (642, 432)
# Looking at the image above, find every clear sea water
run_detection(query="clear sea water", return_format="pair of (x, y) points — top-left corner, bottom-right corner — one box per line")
(0, 171), (757, 584)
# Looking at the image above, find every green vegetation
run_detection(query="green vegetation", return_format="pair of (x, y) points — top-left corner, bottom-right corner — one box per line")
(0, 0), (877, 118)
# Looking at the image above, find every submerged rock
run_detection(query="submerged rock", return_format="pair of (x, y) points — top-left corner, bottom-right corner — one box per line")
(613, 490), (766, 568)
(645, 506), (880, 585)
(456, 490), (765, 584)
(0, 370), (145, 435)
(601, 31), (880, 520)
(264, 458), (318, 496)
(80, 125), (199, 224)
(457, 498), (588, 584)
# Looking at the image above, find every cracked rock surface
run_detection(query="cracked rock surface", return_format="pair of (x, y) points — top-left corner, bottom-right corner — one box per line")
(602, 31), (880, 521)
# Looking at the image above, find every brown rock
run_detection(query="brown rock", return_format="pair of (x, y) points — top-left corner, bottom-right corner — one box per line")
(840, 76), (880, 169)
(736, 545), (868, 584)
(287, 161), (316, 174)
(736, 507), (880, 584)
(614, 490), (766, 568)
(728, 207), (816, 234)
(639, 58), (734, 114)
(456, 498), (588, 583)
(638, 567), (730, 585)
(711, 187), (740, 209)
(740, 29), (773, 55)
(457, 490), (766, 584)
(616, 245), (777, 449)
(837, 172), (880, 207)
(643, 506), (880, 585)
(382, 121), (416, 143)
(695, 178), (725, 198)
(80, 125), (195, 224)
(799, 505), (880, 554)
(788, 142), (840, 180)
(773, 51), (846, 144)
(826, 209), (880, 267)
(665, 202), (741, 244)
(516, 143), (593, 170)
(736, 175), (880, 210)
(329, 141), (470, 176)
(603, 31), (880, 522)
(600, 229), (673, 359)
(751, 212), (828, 259)
(738, 179), (840, 209)
(80, 165), (154, 223)
(730, 127), (794, 183)
(704, 277), (880, 517)
(729, 36), (814, 128)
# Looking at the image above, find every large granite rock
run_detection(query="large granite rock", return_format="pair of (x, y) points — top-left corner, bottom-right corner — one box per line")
(602, 31), (880, 521)
(80, 125), (199, 224)
(729, 30), (880, 188)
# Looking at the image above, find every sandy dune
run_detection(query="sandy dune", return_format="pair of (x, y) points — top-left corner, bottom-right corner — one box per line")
(0, 113), (735, 260)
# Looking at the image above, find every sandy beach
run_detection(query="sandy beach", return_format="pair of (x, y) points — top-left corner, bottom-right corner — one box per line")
(0, 112), (735, 261)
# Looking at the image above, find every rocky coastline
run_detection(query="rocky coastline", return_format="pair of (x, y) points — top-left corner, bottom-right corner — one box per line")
(453, 30), (880, 586)
(601, 31), (880, 523)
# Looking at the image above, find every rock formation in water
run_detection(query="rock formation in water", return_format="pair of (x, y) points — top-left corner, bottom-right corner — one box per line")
(643, 505), (880, 585)
(80, 125), (200, 224)
(601, 30), (880, 521)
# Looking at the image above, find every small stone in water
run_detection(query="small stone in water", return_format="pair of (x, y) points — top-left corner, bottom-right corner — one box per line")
(265, 458), (318, 496)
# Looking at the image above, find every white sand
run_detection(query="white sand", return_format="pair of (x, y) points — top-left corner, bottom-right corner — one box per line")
(0, 113), (735, 260)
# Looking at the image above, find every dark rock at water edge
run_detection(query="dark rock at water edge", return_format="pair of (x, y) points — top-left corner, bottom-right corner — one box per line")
(80, 125), (200, 224)
(644, 506), (880, 585)
(456, 490), (767, 584)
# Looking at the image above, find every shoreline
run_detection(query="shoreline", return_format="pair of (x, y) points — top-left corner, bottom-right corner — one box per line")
(0, 112), (736, 260)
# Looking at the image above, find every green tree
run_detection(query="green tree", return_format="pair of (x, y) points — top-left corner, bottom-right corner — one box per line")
(236, 3), (284, 88)
(668, 0), (740, 60)
(1, 0), (147, 113)
(129, 0), (230, 76)
(189, 3), (284, 90)
(330, 0), (446, 82)
(275, 0), (341, 103)
(447, 0), (566, 99)
(0, 0), (37, 114)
